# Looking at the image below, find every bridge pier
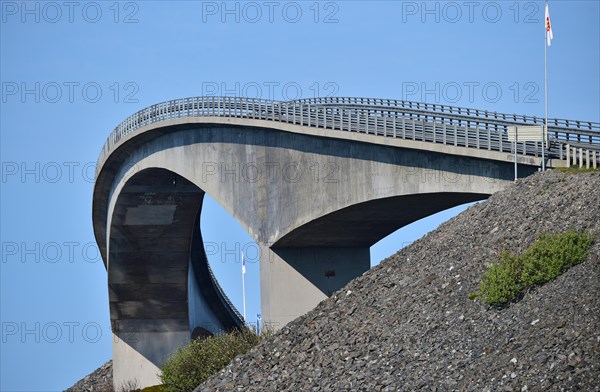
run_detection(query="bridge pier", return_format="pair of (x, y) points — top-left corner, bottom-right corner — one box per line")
(112, 329), (186, 388)
(260, 246), (370, 329)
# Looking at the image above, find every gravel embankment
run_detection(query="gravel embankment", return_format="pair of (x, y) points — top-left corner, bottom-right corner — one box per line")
(65, 360), (113, 392)
(196, 170), (600, 391)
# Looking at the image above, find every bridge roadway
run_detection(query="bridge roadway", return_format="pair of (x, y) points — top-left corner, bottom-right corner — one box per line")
(92, 96), (599, 387)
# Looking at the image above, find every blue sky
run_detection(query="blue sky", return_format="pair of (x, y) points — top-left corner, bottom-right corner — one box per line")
(1, 1), (598, 391)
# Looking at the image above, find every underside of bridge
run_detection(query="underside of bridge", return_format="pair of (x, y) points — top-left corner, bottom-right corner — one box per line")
(273, 192), (489, 247)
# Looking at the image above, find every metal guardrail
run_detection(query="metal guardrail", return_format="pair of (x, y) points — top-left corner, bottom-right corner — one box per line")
(206, 256), (245, 326)
(96, 96), (600, 177)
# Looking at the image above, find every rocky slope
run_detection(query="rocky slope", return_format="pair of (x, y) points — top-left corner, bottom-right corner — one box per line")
(65, 361), (113, 392)
(196, 170), (600, 391)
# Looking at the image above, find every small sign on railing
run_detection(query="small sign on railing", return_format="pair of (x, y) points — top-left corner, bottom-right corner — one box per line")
(507, 125), (546, 142)
(508, 125), (547, 181)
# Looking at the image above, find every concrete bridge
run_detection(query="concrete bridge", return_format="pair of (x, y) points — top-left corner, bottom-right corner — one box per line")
(92, 96), (599, 387)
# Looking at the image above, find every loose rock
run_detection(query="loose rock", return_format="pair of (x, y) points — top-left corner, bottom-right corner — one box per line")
(196, 171), (600, 391)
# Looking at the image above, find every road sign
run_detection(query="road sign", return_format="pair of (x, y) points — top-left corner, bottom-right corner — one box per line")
(507, 125), (545, 142)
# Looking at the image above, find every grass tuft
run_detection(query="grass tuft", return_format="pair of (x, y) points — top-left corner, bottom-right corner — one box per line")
(555, 166), (598, 174)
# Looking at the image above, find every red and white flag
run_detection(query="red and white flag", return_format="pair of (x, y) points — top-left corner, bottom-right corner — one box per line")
(545, 2), (553, 46)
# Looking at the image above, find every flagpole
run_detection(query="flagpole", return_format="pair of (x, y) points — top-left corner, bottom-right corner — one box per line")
(543, 0), (549, 171)
(241, 251), (246, 323)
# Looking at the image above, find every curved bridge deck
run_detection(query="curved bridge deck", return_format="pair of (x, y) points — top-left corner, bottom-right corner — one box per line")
(97, 96), (600, 177)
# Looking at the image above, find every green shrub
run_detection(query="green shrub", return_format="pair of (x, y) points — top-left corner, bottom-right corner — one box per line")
(521, 231), (593, 286)
(478, 252), (523, 304)
(471, 231), (593, 306)
(160, 329), (261, 392)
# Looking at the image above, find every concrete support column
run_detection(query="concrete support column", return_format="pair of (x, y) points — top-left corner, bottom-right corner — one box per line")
(260, 245), (370, 329)
(112, 328), (188, 388)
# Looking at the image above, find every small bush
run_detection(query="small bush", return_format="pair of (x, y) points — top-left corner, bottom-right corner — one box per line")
(471, 231), (593, 306)
(478, 252), (523, 304)
(521, 231), (593, 286)
(160, 329), (261, 392)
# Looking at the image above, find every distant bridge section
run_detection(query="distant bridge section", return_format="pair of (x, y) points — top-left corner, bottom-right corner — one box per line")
(93, 96), (599, 388)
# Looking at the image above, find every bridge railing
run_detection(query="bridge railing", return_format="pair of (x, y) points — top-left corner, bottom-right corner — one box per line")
(96, 96), (600, 178)
(296, 96), (599, 131)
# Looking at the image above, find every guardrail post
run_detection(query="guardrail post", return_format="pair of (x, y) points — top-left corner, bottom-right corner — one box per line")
(329, 108), (332, 130)
(443, 123), (447, 145)
(344, 109), (348, 131)
(496, 131), (504, 152)
(579, 148), (583, 168)
(568, 146), (577, 167)
(325, 108), (335, 129)
(359, 110), (363, 134)
(401, 117), (405, 139)
(454, 125), (458, 147)
(559, 143), (563, 160)
(277, 101), (281, 122)
(586, 149), (590, 169)
(318, 107), (321, 129)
